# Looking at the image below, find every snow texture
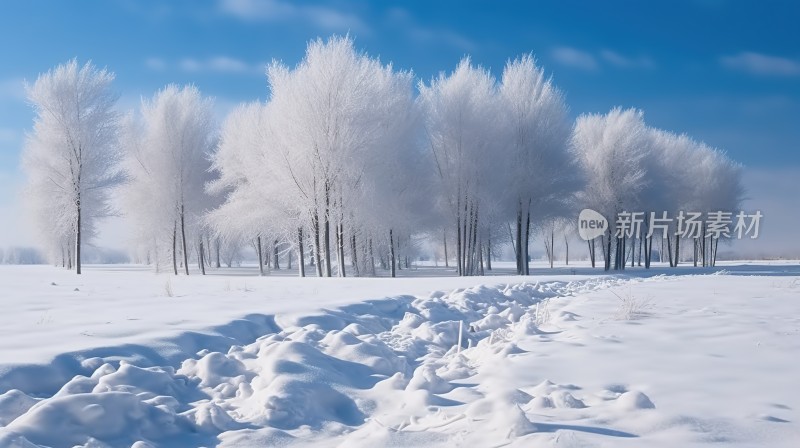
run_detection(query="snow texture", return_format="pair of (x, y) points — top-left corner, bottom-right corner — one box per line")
(1, 262), (799, 446)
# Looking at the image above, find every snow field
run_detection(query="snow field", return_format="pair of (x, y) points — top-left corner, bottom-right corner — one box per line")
(1, 265), (799, 447)
(0, 276), (634, 447)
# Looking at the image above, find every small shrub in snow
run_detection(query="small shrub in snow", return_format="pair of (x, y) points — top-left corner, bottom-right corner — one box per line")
(534, 299), (551, 326)
(611, 288), (653, 320)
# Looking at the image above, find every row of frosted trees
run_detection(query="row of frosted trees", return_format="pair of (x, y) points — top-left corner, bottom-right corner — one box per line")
(574, 108), (743, 270)
(22, 36), (742, 276)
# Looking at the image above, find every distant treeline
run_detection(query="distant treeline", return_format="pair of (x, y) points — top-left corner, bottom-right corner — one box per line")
(0, 246), (128, 265)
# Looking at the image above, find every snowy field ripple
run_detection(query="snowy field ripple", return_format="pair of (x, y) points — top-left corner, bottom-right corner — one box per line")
(1, 265), (799, 447)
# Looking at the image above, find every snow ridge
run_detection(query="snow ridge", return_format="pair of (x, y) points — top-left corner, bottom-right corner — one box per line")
(0, 277), (635, 447)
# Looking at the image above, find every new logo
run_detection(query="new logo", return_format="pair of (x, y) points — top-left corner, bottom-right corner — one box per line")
(578, 209), (608, 241)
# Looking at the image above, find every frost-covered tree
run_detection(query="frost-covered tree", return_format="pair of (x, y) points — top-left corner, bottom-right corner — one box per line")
(354, 111), (430, 277)
(122, 85), (216, 275)
(206, 101), (289, 276)
(210, 36), (421, 278)
(498, 55), (581, 274)
(691, 147), (742, 266)
(574, 110), (743, 270)
(270, 35), (420, 277)
(419, 58), (502, 276)
(22, 59), (122, 274)
(572, 107), (651, 270)
(651, 130), (742, 267)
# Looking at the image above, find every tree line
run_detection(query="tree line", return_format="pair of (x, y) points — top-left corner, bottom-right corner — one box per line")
(22, 36), (743, 276)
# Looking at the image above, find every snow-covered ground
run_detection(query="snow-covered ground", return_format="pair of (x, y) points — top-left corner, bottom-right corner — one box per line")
(0, 262), (799, 447)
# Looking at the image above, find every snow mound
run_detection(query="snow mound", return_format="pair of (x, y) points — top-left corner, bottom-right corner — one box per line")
(0, 390), (39, 426)
(406, 365), (452, 394)
(178, 351), (247, 388)
(2, 392), (181, 447)
(615, 390), (656, 410)
(549, 390), (586, 409)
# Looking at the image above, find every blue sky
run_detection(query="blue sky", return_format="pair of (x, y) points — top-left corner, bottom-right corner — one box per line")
(1, 0), (798, 254)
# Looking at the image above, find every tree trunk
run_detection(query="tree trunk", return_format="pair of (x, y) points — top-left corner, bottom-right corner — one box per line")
(205, 235), (212, 267)
(351, 234), (359, 277)
(516, 202), (523, 275)
(465, 204), (473, 275)
(369, 238), (376, 276)
(486, 238), (492, 271)
(323, 185), (332, 277)
(75, 198), (82, 275)
(473, 205), (479, 274)
(464, 204), (472, 275)
(396, 237), (403, 271)
(323, 216), (331, 277)
(443, 229), (449, 268)
(273, 239), (280, 270)
(462, 197), (468, 275)
(389, 229), (396, 278)
(456, 215), (463, 276)
(630, 235), (635, 268)
(667, 233), (674, 267)
(674, 235), (680, 267)
(199, 238), (206, 275)
(257, 236), (264, 276)
(622, 237), (627, 270)
(172, 221), (178, 275)
(712, 237), (719, 266)
(479, 242), (485, 276)
(524, 205), (531, 275)
(638, 233), (643, 266)
(612, 237), (618, 270)
(298, 227), (305, 277)
(702, 223), (707, 267)
(313, 211), (323, 277)
(180, 204), (189, 276)
(336, 223), (345, 277)
(215, 238), (221, 268)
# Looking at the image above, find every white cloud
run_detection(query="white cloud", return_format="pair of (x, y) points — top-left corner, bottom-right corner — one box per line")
(206, 56), (253, 73)
(551, 47), (598, 71)
(407, 27), (475, 52)
(720, 52), (800, 77)
(600, 50), (655, 69)
(385, 7), (475, 53)
(552, 47), (656, 72)
(145, 56), (266, 76)
(178, 58), (202, 73)
(220, 0), (293, 18)
(218, 0), (369, 34)
(145, 57), (166, 71)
